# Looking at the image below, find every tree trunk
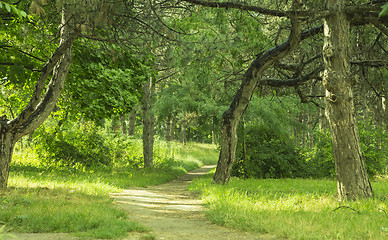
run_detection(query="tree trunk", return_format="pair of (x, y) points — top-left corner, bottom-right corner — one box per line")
(0, 122), (15, 188)
(0, 6), (79, 188)
(127, 106), (137, 136)
(120, 114), (127, 135)
(323, 0), (373, 200)
(213, 9), (301, 184)
(142, 77), (155, 168)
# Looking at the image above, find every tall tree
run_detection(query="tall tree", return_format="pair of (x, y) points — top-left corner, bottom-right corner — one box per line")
(322, 0), (373, 200)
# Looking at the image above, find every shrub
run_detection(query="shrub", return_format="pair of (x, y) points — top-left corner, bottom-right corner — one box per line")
(233, 123), (307, 179)
(34, 122), (113, 169)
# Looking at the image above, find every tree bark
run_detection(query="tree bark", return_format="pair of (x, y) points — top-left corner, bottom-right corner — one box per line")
(127, 106), (138, 136)
(0, 6), (79, 188)
(213, 5), (301, 184)
(323, 0), (373, 200)
(0, 120), (15, 188)
(142, 77), (155, 168)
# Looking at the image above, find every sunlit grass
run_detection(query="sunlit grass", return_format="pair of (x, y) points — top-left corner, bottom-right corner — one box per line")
(3, 140), (218, 238)
(189, 176), (388, 240)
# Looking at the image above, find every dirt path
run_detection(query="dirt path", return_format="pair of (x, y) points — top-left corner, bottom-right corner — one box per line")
(111, 165), (275, 240)
(10, 166), (277, 240)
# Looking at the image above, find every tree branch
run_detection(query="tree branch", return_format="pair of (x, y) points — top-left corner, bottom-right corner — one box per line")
(9, 28), (80, 130)
(261, 67), (323, 87)
(180, 0), (329, 19)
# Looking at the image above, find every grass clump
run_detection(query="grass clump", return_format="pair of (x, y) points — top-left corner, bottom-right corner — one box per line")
(189, 176), (388, 240)
(0, 187), (147, 239)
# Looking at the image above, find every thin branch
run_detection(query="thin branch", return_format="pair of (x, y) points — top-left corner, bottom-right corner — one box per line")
(0, 62), (41, 72)
(0, 45), (46, 62)
(332, 206), (360, 214)
(351, 60), (388, 67)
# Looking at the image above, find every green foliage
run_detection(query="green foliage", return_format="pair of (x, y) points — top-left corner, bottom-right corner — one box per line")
(232, 95), (387, 179)
(0, 1), (29, 20)
(359, 122), (388, 177)
(302, 130), (336, 178)
(34, 122), (114, 169)
(189, 176), (388, 240)
(233, 123), (306, 179)
(233, 95), (316, 179)
(67, 41), (153, 122)
(306, 122), (387, 178)
(379, 2), (388, 17)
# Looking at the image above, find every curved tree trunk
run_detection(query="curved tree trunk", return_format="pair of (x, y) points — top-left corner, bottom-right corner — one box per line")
(323, 0), (373, 200)
(213, 7), (301, 184)
(0, 6), (79, 188)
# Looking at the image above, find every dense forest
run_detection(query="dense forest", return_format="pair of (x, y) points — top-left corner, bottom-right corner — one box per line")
(1, 0), (387, 198)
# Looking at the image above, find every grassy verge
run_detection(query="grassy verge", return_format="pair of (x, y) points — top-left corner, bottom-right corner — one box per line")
(1, 140), (218, 239)
(189, 174), (388, 240)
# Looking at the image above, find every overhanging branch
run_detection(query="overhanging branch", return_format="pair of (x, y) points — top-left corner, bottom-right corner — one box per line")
(180, 0), (329, 19)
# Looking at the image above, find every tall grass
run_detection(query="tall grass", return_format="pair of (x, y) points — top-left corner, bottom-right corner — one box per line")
(189, 175), (388, 240)
(2, 139), (218, 239)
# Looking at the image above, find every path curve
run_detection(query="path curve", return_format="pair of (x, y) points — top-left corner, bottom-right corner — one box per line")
(111, 165), (276, 240)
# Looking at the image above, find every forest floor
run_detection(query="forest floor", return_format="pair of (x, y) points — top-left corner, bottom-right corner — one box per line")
(9, 165), (278, 240)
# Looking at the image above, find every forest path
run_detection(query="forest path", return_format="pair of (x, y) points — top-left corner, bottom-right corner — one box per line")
(9, 166), (277, 240)
(111, 165), (276, 240)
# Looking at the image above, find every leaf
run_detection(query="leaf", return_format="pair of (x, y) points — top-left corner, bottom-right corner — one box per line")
(379, 2), (388, 18)
(11, 5), (22, 18)
(5, 3), (10, 12)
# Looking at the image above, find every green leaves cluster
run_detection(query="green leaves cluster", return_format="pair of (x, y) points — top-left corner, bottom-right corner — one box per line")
(67, 41), (154, 122)
(0, 1), (29, 20)
(379, 2), (388, 18)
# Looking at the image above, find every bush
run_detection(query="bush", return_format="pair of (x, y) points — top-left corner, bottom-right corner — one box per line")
(34, 122), (113, 169)
(232, 123), (307, 179)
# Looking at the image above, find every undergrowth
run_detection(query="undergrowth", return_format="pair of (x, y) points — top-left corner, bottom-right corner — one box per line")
(1, 138), (217, 239)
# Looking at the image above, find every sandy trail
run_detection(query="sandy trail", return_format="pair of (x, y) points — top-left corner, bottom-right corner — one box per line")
(111, 165), (275, 240)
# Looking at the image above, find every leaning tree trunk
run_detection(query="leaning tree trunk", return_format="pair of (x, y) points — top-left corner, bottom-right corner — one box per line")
(213, 7), (301, 184)
(0, 6), (79, 188)
(323, 0), (373, 200)
(142, 77), (155, 168)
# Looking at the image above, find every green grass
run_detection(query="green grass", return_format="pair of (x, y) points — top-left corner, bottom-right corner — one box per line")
(1, 140), (218, 239)
(189, 175), (388, 240)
